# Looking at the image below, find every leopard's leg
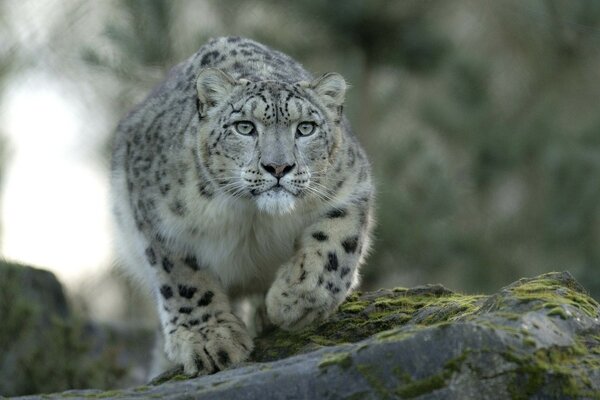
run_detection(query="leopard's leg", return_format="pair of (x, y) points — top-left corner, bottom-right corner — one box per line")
(266, 196), (372, 330)
(146, 245), (253, 375)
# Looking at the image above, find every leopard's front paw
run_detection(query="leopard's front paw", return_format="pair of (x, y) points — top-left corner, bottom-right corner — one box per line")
(164, 313), (253, 376)
(266, 269), (339, 331)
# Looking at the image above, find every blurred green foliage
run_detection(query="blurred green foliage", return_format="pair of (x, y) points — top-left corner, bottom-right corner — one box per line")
(0, 261), (126, 396)
(1, 0), (600, 300)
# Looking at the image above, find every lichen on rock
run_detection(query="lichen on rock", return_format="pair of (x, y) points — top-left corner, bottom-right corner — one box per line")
(12, 271), (600, 399)
(252, 283), (486, 362)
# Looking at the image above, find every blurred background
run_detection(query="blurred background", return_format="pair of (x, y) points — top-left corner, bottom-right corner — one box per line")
(1, 0), (600, 326)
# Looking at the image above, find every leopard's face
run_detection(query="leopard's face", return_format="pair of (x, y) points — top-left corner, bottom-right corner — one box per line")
(196, 69), (346, 214)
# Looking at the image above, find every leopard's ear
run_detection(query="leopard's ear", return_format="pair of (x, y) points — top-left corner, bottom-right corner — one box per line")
(196, 68), (237, 114)
(310, 72), (347, 110)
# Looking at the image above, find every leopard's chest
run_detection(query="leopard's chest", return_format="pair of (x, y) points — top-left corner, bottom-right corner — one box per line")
(158, 194), (315, 295)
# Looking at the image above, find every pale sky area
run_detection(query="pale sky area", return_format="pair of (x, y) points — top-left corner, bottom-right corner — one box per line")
(0, 74), (113, 287)
(0, 0), (116, 291)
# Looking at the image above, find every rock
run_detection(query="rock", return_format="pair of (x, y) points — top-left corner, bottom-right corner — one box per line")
(0, 261), (141, 397)
(12, 271), (600, 399)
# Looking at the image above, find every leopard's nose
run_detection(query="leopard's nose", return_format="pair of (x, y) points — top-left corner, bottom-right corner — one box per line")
(261, 163), (295, 179)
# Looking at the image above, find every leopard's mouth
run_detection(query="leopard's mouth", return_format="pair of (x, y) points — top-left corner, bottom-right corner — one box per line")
(253, 185), (298, 214)
(251, 183), (299, 197)
(271, 182), (302, 197)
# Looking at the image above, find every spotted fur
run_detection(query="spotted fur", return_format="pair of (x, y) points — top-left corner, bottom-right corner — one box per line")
(111, 37), (374, 376)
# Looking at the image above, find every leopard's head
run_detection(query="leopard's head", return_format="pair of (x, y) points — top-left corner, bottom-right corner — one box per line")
(196, 68), (347, 214)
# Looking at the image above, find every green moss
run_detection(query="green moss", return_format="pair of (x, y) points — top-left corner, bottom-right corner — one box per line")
(90, 390), (125, 398)
(504, 339), (600, 399)
(356, 364), (391, 399)
(59, 390), (127, 399)
(318, 352), (353, 371)
(62, 392), (95, 398)
(360, 353), (468, 399)
(374, 327), (416, 342)
(509, 275), (599, 319)
(492, 311), (521, 321)
(168, 374), (191, 382)
(308, 335), (344, 347)
(356, 343), (370, 353)
(444, 352), (468, 373)
(393, 353), (467, 398)
(252, 272), (600, 367)
(392, 366), (412, 383)
(252, 286), (484, 362)
(339, 302), (369, 313)
(396, 374), (446, 398)
(147, 366), (186, 386)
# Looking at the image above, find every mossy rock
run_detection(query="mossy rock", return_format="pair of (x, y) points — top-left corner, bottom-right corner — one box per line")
(252, 283), (484, 362)
(16, 271), (600, 399)
(0, 261), (128, 397)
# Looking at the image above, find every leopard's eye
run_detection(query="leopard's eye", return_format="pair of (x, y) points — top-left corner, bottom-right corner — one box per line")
(234, 121), (256, 136)
(296, 121), (316, 137)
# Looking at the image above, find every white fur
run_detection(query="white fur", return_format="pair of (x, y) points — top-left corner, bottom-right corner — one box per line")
(254, 190), (297, 215)
(111, 168), (321, 298)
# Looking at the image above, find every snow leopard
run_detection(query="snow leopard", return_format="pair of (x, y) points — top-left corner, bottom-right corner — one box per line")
(111, 36), (374, 376)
